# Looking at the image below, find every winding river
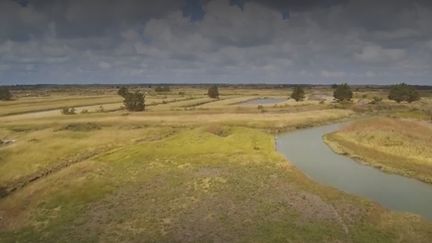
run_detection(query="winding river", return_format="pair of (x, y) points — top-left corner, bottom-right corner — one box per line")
(276, 123), (432, 220)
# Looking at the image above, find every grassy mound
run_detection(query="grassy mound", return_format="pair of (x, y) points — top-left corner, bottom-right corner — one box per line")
(325, 117), (432, 183)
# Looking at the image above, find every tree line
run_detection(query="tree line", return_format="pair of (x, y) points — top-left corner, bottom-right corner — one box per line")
(113, 83), (423, 112)
(0, 83), (420, 109)
(290, 83), (420, 103)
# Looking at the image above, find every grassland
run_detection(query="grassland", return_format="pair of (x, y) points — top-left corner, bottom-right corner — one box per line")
(0, 95), (122, 116)
(1, 85), (432, 242)
(325, 117), (432, 184)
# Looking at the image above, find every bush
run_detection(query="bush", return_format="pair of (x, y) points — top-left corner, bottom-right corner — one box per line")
(369, 96), (383, 104)
(96, 105), (105, 112)
(333, 83), (353, 102)
(60, 122), (101, 132)
(388, 83), (420, 103)
(154, 86), (170, 92)
(208, 85), (219, 99)
(0, 87), (12, 101)
(117, 86), (129, 97)
(61, 107), (76, 115)
(290, 86), (305, 102)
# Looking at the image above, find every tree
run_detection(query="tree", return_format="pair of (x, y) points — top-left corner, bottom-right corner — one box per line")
(388, 83), (420, 103)
(333, 83), (353, 102)
(208, 85), (219, 99)
(117, 87), (145, 111)
(290, 86), (305, 102)
(117, 86), (129, 97)
(0, 87), (12, 101)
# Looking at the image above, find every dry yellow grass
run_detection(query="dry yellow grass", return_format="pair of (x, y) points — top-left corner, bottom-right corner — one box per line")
(148, 97), (218, 110)
(0, 109), (354, 130)
(325, 117), (432, 183)
(0, 95), (122, 116)
(0, 125), (176, 188)
(197, 96), (258, 108)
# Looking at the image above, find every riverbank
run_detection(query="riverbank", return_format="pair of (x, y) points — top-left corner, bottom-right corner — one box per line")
(2, 125), (432, 242)
(324, 117), (432, 184)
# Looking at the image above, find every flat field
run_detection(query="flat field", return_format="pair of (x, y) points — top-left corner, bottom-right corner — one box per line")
(1, 86), (432, 242)
(325, 117), (432, 183)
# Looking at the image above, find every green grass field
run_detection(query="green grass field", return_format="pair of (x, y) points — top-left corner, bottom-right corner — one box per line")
(1, 86), (432, 242)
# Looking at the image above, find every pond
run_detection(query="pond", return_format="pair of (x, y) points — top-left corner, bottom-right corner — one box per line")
(238, 98), (286, 105)
(276, 123), (432, 220)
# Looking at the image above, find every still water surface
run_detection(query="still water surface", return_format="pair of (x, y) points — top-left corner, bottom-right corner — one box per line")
(277, 123), (432, 220)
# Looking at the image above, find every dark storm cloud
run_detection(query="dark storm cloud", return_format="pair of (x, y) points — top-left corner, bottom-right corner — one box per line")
(0, 0), (431, 84)
(2, 0), (184, 40)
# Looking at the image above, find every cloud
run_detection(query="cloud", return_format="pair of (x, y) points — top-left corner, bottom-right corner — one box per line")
(321, 70), (346, 78)
(354, 45), (407, 63)
(98, 62), (112, 69)
(0, 0), (431, 84)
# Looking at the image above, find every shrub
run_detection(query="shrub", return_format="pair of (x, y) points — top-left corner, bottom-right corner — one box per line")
(208, 85), (219, 99)
(388, 83), (420, 103)
(0, 87), (12, 101)
(205, 124), (230, 137)
(118, 87), (145, 111)
(369, 96), (383, 104)
(333, 83), (353, 102)
(60, 122), (101, 132)
(154, 86), (170, 92)
(290, 86), (305, 102)
(117, 86), (129, 97)
(61, 107), (76, 115)
(96, 105), (105, 112)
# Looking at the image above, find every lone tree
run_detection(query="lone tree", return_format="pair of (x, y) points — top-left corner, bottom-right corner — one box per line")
(0, 87), (12, 101)
(291, 86), (305, 102)
(118, 87), (145, 111)
(208, 85), (219, 99)
(333, 83), (353, 102)
(388, 83), (420, 103)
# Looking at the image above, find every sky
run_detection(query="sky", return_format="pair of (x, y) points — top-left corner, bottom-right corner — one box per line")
(0, 0), (432, 85)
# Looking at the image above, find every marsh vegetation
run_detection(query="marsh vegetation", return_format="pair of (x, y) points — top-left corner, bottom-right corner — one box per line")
(0, 84), (432, 242)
